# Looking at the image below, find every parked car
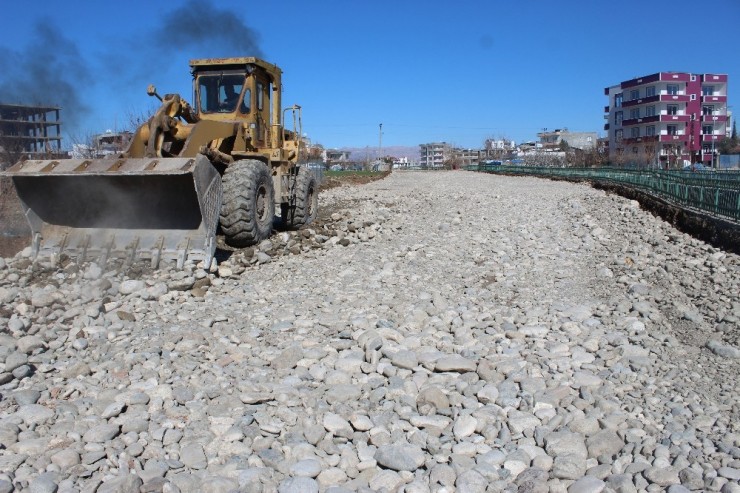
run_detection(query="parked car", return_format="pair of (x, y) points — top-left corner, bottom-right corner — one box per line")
(683, 163), (713, 172)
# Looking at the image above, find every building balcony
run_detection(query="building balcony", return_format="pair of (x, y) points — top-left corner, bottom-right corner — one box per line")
(622, 94), (690, 107)
(659, 134), (689, 143)
(622, 136), (659, 145)
(660, 94), (690, 103)
(703, 74), (727, 83)
(702, 95), (727, 103)
(620, 73), (662, 89)
(604, 105), (610, 113)
(702, 134), (722, 142)
(623, 95), (659, 107)
(622, 114), (689, 126)
(701, 114), (728, 123)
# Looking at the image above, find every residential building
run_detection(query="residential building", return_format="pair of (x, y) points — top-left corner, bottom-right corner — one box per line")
(419, 142), (451, 168)
(391, 156), (413, 168)
(453, 148), (481, 168)
(484, 138), (517, 151)
(70, 130), (134, 159)
(324, 149), (351, 165)
(0, 103), (62, 164)
(537, 128), (597, 150)
(604, 72), (728, 167)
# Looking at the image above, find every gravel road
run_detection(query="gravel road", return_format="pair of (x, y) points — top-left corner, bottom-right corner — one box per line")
(0, 170), (738, 493)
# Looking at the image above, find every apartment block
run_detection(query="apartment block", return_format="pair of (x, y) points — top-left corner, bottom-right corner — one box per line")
(419, 142), (450, 168)
(604, 72), (728, 167)
(537, 128), (597, 150)
(0, 103), (62, 164)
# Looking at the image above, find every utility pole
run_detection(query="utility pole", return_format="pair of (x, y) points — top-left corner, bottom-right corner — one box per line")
(378, 123), (383, 164)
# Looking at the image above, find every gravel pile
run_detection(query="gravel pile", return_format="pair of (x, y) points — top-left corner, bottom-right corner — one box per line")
(0, 170), (738, 493)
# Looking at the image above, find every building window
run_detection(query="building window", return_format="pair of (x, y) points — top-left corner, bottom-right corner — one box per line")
(702, 105), (714, 116)
(615, 111), (623, 126)
(690, 94), (696, 101)
(615, 93), (623, 108)
(646, 125), (655, 136)
(703, 125), (713, 135)
(702, 85), (715, 96)
(615, 129), (623, 142)
(630, 108), (640, 119)
(631, 127), (640, 138)
(667, 84), (679, 95)
(667, 105), (678, 115)
(646, 86), (656, 97)
(632, 146), (639, 154)
(646, 105), (656, 117)
(703, 144), (711, 153)
(667, 125), (677, 135)
(630, 89), (639, 100)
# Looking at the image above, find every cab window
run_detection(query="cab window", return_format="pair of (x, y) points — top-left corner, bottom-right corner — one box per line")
(257, 82), (264, 111)
(197, 74), (249, 113)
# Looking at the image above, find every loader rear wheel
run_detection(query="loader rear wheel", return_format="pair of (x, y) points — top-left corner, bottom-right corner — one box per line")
(292, 166), (319, 227)
(220, 160), (275, 247)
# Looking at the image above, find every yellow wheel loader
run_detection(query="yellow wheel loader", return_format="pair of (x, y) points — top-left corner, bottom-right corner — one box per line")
(3, 58), (318, 268)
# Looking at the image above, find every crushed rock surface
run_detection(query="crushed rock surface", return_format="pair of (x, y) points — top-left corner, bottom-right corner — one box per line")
(0, 170), (738, 493)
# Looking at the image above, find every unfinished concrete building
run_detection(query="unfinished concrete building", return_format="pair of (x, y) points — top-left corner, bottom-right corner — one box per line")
(0, 103), (62, 167)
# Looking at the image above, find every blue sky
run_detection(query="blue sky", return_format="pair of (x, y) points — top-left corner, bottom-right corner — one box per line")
(1, 0), (739, 151)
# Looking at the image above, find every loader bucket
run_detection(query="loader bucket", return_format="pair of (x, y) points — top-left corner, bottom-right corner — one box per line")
(2, 154), (222, 268)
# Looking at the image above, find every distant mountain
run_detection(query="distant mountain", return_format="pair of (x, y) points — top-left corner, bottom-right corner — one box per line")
(337, 146), (419, 162)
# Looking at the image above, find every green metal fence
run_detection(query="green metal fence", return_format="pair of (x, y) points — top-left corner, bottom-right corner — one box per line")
(466, 165), (740, 222)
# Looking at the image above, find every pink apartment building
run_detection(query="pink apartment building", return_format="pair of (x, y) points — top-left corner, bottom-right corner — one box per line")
(604, 72), (728, 167)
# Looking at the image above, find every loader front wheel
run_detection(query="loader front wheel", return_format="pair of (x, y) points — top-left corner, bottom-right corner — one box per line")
(220, 160), (275, 248)
(292, 166), (319, 227)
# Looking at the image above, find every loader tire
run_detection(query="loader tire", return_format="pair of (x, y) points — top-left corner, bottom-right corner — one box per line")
(292, 166), (319, 226)
(220, 160), (275, 248)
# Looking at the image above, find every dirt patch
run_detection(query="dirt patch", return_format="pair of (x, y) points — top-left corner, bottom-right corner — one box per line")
(320, 171), (390, 191)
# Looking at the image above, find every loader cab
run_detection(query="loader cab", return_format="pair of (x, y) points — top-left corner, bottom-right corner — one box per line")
(191, 57), (282, 151)
(195, 72), (250, 116)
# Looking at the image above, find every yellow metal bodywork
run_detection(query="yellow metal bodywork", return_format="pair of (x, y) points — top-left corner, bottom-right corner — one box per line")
(123, 57), (300, 164)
